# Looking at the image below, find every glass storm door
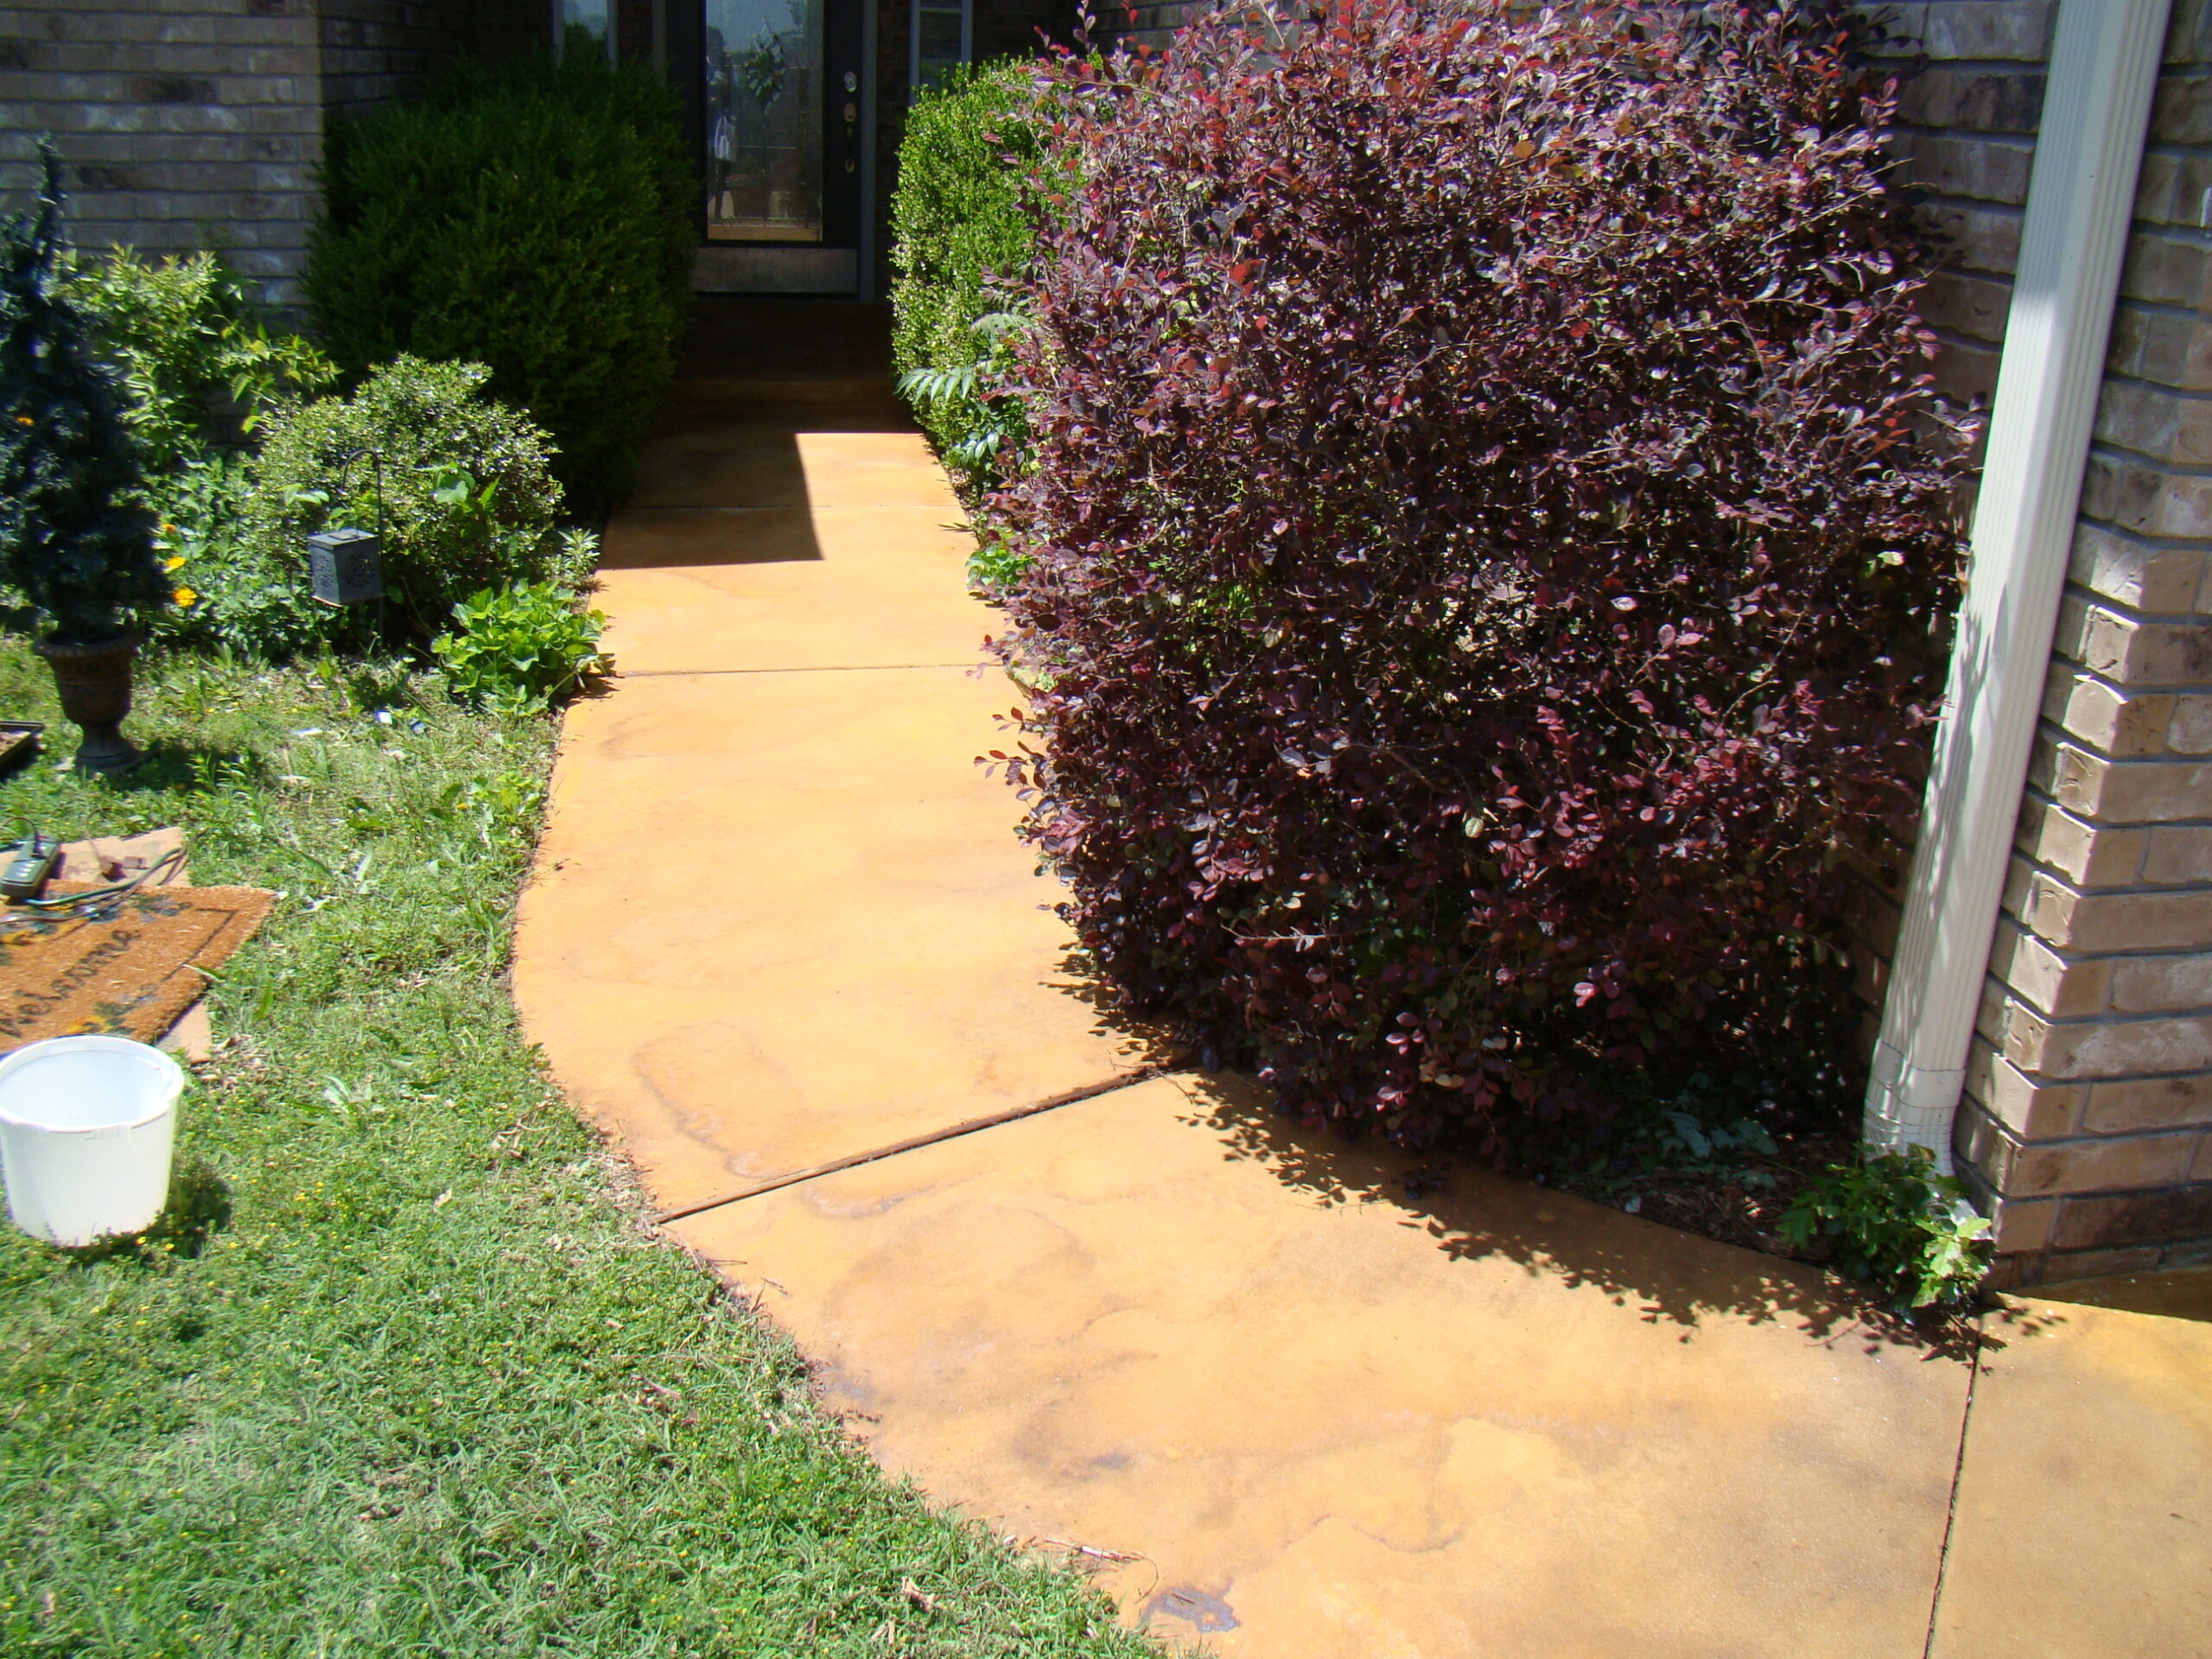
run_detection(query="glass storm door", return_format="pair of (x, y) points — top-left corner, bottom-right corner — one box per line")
(705, 0), (862, 245)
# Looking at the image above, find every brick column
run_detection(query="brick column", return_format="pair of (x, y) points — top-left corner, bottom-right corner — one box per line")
(1941, 0), (2212, 1285)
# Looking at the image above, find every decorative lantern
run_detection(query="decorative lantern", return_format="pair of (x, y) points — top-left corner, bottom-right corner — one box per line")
(305, 527), (384, 607)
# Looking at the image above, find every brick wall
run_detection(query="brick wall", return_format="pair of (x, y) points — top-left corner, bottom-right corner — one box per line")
(1865, 0), (2212, 1287)
(322, 2), (545, 124)
(0, 0), (325, 307)
(0, 0), (545, 309)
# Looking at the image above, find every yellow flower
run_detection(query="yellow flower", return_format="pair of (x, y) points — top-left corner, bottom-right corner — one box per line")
(172, 587), (197, 607)
(12, 415), (29, 427)
(164, 555), (186, 571)
(160, 522), (176, 535)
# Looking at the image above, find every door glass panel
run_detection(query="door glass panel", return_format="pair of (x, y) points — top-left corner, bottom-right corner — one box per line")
(706, 0), (824, 243)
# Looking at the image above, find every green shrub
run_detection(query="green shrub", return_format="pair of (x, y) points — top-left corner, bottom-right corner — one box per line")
(890, 60), (1039, 493)
(244, 356), (570, 649)
(1778, 1148), (1992, 1309)
(147, 454), (335, 660)
(64, 247), (340, 659)
(69, 248), (335, 471)
(965, 524), (1033, 594)
(433, 580), (608, 714)
(306, 35), (692, 515)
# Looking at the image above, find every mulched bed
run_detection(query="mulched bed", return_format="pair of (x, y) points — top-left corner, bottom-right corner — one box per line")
(1580, 1128), (1861, 1258)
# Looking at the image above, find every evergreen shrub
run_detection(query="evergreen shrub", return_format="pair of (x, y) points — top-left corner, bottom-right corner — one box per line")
(245, 357), (576, 649)
(891, 60), (1041, 494)
(988, 0), (1967, 1147)
(306, 36), (692, 515)
(0, 144), (168, 645)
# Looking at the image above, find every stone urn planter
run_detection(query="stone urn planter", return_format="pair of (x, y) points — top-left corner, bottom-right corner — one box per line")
(35, 634), (141, 776)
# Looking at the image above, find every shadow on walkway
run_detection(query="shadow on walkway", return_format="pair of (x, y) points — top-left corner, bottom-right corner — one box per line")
(1170, 1070), (2025, 1361)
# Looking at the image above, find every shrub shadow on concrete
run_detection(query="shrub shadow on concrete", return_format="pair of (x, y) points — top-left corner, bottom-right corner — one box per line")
(1167, 1069), (2029, 1363)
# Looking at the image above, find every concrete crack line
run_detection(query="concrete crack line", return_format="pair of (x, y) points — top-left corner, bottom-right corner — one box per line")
(651, 1062), (1180, 1227)
(1920, 1319), (1986, 1659)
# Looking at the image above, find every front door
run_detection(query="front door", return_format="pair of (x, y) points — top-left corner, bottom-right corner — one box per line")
(696, 0), (864, 291)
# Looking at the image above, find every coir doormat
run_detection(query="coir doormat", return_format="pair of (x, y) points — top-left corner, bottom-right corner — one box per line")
(0, 885), (274, 1050)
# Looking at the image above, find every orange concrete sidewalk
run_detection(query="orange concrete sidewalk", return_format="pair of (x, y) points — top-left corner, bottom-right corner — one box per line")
(513, 303), (2212, 1658)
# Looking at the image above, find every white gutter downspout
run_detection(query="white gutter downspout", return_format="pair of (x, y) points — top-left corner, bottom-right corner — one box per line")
(1864, 0), (2170, 1173)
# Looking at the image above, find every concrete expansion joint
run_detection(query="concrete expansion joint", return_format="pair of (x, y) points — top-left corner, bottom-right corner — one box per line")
(616, 662), (982, 679)
(1920, 1332), (1986, 1659)
(650, 1062), (1182, 1228)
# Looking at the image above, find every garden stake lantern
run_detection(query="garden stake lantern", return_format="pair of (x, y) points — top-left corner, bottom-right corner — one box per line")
(305, 526), (384, 606)
(306, 446), (385, 607)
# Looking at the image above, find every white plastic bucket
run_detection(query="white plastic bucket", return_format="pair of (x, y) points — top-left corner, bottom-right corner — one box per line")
(0, 1036), (183, 1246)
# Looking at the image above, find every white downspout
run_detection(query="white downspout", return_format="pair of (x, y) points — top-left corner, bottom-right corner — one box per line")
(1864, 0), (2170, 1172)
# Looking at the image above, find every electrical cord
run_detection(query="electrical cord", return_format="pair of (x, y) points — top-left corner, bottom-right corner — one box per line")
(11, 843), (188, 922)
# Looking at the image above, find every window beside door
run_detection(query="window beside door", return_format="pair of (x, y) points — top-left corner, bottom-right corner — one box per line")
(911, 0), (969, 91)
(555, 0), (614, 48)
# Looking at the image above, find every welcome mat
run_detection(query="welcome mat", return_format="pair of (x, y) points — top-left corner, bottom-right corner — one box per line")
(0, 884), (274, 1051)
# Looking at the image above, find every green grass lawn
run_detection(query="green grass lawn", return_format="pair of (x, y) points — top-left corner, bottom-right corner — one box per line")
(0, 641), (1154, 1658)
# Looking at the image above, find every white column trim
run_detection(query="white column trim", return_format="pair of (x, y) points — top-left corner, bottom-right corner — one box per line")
(1864, 0), (2171, 1170)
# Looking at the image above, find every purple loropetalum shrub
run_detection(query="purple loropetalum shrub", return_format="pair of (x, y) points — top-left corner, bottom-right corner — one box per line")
(983, 0), (1970, 1150)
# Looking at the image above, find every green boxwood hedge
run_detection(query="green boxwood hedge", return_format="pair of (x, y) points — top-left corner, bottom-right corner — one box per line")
(305, 39), (693, 517)
(890, 60), (1040, 494)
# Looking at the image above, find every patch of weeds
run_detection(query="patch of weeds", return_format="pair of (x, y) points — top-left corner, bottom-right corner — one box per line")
(1510, 1065), (1992, 1319)
(1779, 1147), (1993, 1310)
(966, 528), (1032, 597)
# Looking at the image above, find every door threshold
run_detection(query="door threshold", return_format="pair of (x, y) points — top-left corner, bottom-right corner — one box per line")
(693, 246), (858, 296)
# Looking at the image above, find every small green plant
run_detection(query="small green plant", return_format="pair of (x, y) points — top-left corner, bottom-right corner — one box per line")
(890, 60), (1040, 493)
(1778, 1147), (1992, 1309)
(433, 580), (608, 714)
(68, 246), (336, 471)
(966, 524), (1033, 594)
(0, 142), (169, 645)
(307, 34), (692, 513)
(246, 355), (568, 646)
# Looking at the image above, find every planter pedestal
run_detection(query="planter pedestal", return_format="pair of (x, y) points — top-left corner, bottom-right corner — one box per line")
(35, 636), (141, 776)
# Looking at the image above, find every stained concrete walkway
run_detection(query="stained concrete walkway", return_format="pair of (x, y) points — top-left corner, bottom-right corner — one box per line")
(514, 303), (2212, 1657)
